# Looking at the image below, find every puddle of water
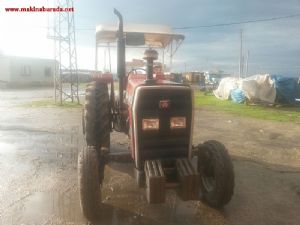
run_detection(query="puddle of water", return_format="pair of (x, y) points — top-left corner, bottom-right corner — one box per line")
(19, 191), (84, 225)
(100, 164), (203, 225)
(0, 142), (16, 153)
(18, 191), (202, 225)
(0, 96), (214, 225)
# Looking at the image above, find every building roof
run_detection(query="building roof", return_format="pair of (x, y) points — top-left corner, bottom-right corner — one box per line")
(0, 54), (56, 62)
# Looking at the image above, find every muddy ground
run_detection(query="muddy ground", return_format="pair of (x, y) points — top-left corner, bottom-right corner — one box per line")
(0, 88), (299, 225)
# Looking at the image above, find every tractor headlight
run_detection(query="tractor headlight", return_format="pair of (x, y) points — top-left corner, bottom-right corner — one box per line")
(170, 117), (186, 129)
(142, 118), (159, 131)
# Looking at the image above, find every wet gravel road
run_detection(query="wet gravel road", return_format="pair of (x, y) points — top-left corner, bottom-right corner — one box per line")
(0, 88), (300, 225)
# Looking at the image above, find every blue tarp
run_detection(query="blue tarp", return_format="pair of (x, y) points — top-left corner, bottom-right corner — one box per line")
(271, 75), (300, 105)
(230, 88), (246, 104)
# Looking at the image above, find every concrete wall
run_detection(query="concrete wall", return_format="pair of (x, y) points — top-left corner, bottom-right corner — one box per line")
(8, 56), (56, 87)
(0, 56), (11, 84)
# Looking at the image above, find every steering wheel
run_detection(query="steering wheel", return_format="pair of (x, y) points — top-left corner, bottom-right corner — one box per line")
(127, 68), (146, 76)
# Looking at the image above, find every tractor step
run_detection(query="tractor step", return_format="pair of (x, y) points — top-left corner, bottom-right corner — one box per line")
(144, 160), (166, 203)
(144, 158), (200, 203)
(176, 158), (200, 201)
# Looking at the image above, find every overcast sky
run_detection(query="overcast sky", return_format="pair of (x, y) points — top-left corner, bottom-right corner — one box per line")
(1, 0), (300, 76)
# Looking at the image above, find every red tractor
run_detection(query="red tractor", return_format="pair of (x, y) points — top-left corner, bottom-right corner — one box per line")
(78, 9), (234, 221)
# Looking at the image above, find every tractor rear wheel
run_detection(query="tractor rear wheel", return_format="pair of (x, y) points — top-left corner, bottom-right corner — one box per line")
(84, 81), (110, 149)
(197, 140), (234, 208)
(78, 146), (103, 221)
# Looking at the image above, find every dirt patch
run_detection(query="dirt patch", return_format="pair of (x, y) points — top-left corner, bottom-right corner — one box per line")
(193, 107), (300, 169)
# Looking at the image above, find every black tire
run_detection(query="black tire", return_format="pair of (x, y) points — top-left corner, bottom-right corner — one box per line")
(197, 140), (234, 208)
(78, 146), (103, 221)
(84, 81), (110, 149)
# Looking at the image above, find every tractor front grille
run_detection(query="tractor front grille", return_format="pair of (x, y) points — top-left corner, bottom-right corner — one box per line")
(135, 86), (192, 164)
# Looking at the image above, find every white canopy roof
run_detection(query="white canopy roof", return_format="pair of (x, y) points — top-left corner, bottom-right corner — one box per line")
(96, 24), (185, 48)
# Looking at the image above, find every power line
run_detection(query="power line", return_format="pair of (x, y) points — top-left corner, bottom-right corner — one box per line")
(64, 12), (300, 31)
(12, 12), (300, 32)
(66, 12), (300, 31)
(173, 12), (300, 30)
(9, 12), (300, 33)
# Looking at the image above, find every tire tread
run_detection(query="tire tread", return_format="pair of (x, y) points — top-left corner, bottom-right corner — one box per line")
(84, 81), (110, 148)
(198, 140), (234, 207)
(78, 146), (101, 220)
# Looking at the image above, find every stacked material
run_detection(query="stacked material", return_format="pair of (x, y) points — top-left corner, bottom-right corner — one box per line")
(271, 76), (300, 105)
(213, 77), (239, 100)
(213, 74), (300, 105)
(240, 75), (276, 103)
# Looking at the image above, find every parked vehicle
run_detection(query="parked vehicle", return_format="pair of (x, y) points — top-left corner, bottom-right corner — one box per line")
(78, 9), (235, 221)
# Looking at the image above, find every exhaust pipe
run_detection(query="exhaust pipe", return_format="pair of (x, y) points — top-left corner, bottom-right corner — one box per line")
(114, 8), (126, 110)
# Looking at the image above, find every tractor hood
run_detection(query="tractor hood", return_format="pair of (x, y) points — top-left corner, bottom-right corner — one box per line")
(127, 74), (188, 93)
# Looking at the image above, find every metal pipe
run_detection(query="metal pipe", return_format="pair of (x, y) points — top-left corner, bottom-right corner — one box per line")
(239, 29), (243, 79)
(108, 42), (112, 72)
(95, 41), (98, 71)
(114, 8), (126, 109)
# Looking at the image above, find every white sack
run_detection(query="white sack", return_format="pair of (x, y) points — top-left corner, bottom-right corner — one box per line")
(240, 74), (276, 103)
(213, 77), (239, 100)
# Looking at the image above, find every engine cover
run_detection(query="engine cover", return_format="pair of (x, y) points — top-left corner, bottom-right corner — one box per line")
(131, 84), (193, 169)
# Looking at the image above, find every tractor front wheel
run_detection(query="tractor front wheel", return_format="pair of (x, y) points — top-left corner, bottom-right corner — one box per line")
(84, 81), (110, 149)
(78, 146), (103, 221)
(197, 140), (234, 208)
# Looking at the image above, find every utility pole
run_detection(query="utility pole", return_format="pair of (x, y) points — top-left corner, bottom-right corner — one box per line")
(48, 0), (79, 105)
(239, 29), (243, 79)
(245, 50), (249, 77)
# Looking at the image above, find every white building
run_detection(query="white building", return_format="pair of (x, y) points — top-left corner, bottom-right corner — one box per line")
(0, 55), (56, 87)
